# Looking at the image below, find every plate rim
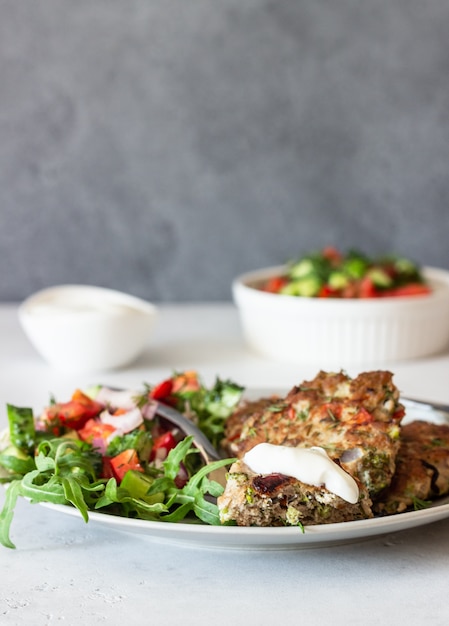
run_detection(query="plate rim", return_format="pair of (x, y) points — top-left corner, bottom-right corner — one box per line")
(39, 496), (449, 549)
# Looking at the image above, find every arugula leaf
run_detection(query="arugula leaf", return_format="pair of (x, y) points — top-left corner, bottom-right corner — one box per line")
(411, 496), (432, 510)
(160, 449), (236, 524)
(20, 470), (67, 505)
(94, 478), (168, 519)
(0, 481), (22, 549)
(193, 493), (222, 525)
(106, 429), (153, 460)
(61, 476), (89, 522)
(162, 436), (197, 480)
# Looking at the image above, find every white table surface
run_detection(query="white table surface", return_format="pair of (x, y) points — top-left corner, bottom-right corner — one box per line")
(1, 302), (449, 626)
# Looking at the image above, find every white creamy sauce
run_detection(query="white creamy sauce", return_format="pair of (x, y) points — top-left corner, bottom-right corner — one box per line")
(28, 294), (142, 318)
(243, 443), (359, 504)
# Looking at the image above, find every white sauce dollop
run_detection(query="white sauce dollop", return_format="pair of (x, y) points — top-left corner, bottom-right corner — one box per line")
(243, 443), (359, 504)
(29, 298), (139, 317)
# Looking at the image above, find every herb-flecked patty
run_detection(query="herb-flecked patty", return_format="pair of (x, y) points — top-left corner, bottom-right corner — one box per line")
(222, 370), (405, 498)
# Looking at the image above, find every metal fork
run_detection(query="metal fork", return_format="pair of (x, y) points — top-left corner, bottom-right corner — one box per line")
(402, 397), (449, 415)
(150, 400), (222, 462)
(103, 385), (223, 462)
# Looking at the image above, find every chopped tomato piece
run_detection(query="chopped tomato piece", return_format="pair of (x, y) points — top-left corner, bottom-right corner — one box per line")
(380, 283), (431, 297)
(348, 407), (374, 426)
(171, 370), (201, 394)
(358, 277), (378, 298)
(288, 406), (297, 420)
(149, 379), (173, 400)
(78, 418), (116, 445)
(150, 431), (177, 462)
(42, 390), (103, 432)
(101, 456), (116, 480)
(320, 403), (343, 421)
(226, 431), (242, 442)
(109, 449), (143, 482)
(393, 406), (406, 421)
(321, 246), (343, 265)
(262, 277), (288, 293)
(317, 285), (339, 298)
(149, 372), (201, 407)
(148, 379), (179, 406)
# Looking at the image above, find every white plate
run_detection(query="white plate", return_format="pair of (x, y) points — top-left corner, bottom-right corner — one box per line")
(40, 397), (449, 550)
(41, 495), (449, 551)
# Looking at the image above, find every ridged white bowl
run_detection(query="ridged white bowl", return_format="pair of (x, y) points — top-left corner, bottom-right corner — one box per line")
(19, 285), (158, 372)
(233, 266), (449, 367)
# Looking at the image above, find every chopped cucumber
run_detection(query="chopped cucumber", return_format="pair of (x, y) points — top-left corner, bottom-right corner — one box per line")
(367, 268), (393, 287)
(7, 404), (35, 454)
(0, 445), (36, 476)
(120, 470), (164, 504)
(328, 271), (349, 290)
(289, 258), (315, 279)
(342, 257), (369, 279)
(281, 276), (322, 297)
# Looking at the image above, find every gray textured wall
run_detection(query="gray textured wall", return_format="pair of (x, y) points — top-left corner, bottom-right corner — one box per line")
(1, 0), (449, 303)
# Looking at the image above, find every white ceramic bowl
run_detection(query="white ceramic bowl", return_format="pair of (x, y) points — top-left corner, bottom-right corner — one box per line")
(19, 285), (158, 372)
(233, 265), (449, 367)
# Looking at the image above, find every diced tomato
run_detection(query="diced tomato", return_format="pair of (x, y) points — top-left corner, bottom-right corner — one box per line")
(320, 402), (343, 421)
(42, 390), (103, 432)
(348, 407), (374, 426)
(149, 372), (201, 407)
(393, 406), (406, 421)
(109, 449), (143, 482)
(148, 378), (179, 406)
(226, 431), (242, 442)
(341, 283), (359, 298)
(78, 418), (116, 447)
(321, 246), (343, 265)
(262, 276), (289, 293)
(149, 379), (174, 400)
(149, 431), (177, 462)
(380, 283), (431, 298)
(288, 406), (297, 420)
(171, 370), (201, 394)
(358, 277), (378, 298)
(101, 456), (116, 480)
(317, 285), (339, 298)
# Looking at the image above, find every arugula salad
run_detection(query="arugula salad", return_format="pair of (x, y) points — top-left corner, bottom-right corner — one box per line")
(0, 371), (243, 549)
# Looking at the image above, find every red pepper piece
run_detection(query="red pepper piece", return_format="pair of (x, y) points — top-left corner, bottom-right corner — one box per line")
(109, 449), (143, 482)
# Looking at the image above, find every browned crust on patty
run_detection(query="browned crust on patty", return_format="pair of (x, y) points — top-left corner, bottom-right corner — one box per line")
(375, 420), (449, 514)
(218, 460), (373, 526)
(222, 370), (404, 498)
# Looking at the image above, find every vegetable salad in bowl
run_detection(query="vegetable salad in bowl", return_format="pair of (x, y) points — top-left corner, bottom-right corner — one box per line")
(232, 248), (449, 365)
